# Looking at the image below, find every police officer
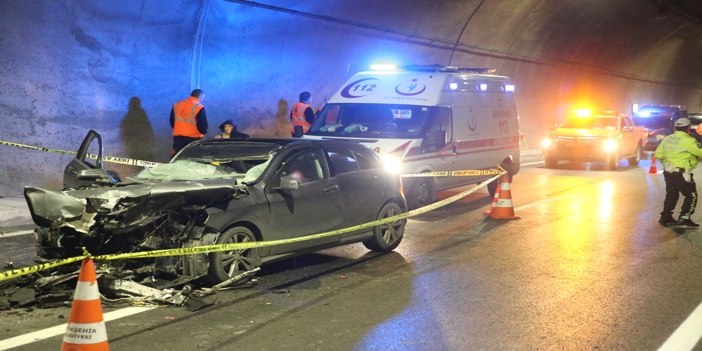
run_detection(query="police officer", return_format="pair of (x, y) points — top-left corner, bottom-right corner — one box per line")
(290, 91), (315, 137)
(170, 89), (208, 157)
(654, 117), (702, 227)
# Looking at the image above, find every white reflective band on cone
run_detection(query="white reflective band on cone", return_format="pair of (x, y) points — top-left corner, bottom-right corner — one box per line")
(496, 199), (513, 207)
(63, 322), (108, 344)
(500, 182), (511, 190)
(74, 281), (100, 301)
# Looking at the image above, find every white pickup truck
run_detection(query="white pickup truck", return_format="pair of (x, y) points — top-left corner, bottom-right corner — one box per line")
(541, 110), (647, 170)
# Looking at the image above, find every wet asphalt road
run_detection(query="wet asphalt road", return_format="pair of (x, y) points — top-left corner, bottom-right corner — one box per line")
(2, 158), (702, 350)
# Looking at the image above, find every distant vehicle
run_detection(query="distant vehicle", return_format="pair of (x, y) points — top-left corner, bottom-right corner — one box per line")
(305, 64), (521, 208)
(24, 131), (407, 284)
(542, 110), (647, 170)
(632, 105), (688, 150)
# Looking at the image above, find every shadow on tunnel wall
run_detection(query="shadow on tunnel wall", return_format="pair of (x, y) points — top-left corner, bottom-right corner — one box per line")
(119, 97), (156, 162)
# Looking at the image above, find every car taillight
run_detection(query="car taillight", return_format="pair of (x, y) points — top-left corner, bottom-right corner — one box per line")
(648, 130), (657, 137)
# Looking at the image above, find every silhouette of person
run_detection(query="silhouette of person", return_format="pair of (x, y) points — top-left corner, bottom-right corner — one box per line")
(119, 96), (156, 163)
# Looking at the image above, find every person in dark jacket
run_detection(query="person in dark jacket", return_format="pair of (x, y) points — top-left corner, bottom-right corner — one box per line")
(214, 119), (249, 139)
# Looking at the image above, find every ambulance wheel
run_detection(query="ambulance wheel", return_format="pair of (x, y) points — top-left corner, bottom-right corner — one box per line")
(628, 144), (642, 166)
(208, 226), (260, 285)
(363, 202), (406, 252)
(408, 178), (435, 210)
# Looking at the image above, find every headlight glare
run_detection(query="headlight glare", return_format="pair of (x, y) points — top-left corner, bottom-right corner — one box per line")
(603, 139), (618, 152)
(542, 138), (553, 148)
(381, 155), (402, 174)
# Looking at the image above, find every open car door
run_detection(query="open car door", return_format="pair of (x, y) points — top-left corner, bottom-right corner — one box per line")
(63, 130), (118, 190)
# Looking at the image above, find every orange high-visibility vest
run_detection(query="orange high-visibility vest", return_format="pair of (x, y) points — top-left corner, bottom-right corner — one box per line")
(291, 102), (311, 133)
(173, 97), (204, 138)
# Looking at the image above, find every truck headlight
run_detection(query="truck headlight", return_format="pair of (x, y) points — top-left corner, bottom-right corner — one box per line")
(542, 138), (553, 148)
(603, 139), (618, 152)
(381, 155), (402, 174)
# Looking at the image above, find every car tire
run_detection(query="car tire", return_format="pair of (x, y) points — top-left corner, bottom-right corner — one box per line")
(544, 157), (558, 168)
(363, 202), (406, 252)
(407, 177), (435, 210)
(606, 152), (620, 170)
(628, 144), (642, 166)
(207, 226), (260, 285)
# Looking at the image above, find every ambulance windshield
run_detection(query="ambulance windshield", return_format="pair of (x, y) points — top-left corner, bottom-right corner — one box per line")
(307, 103), (440, 138)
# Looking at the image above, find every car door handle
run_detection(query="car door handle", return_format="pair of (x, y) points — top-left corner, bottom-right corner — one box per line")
(324, 185), (339, 193)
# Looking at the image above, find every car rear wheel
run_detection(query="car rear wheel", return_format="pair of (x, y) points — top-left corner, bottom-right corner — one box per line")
(628, 144), (642, 166)
(207, 226), (260, 285)
(407, 178), (435, 210)
(363, 202), (406, 252)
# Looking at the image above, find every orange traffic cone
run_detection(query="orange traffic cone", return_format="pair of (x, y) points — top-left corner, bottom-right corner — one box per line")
(483, 184), (501, 215)
(488, 174), (521, 220)
(649, 157), (658, 174)
(62, 258), (109, 351)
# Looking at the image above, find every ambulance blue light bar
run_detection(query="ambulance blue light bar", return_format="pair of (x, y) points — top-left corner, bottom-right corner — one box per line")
(370, 63), (397, 71)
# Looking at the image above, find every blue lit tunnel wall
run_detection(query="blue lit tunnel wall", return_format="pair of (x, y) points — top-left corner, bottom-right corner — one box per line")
(1, 0), (702, 195)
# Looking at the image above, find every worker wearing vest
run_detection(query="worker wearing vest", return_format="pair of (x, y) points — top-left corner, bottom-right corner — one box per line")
(170, 89), (208, 157)
(290, 91), (315, 137)
(654, 117), (702, 227)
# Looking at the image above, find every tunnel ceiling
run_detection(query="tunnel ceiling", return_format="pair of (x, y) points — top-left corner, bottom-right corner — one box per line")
(1, 0), (702, 196)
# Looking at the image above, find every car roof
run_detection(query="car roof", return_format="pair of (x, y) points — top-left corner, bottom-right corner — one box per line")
(196, 137), (371, 152)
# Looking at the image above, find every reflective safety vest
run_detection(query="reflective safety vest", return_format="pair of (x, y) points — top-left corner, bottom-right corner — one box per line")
(173, 97), (204, 138)
(290, 102), (311, 133)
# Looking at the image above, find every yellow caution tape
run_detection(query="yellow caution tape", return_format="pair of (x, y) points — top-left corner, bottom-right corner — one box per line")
(0, 172), (504, 281)
(0, 139), (162, 168)
(401, 168), (504, 178)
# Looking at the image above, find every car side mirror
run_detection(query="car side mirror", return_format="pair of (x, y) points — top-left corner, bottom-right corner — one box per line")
(275, 175), (299, 191)
(77, 169), (117, 184)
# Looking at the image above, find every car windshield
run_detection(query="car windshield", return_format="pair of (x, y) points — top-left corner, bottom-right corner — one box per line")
(632, 116), (673, 130)
(560, 117), (617, 129)
(130, 142), (279, 183)
(307, 103), (439, 138)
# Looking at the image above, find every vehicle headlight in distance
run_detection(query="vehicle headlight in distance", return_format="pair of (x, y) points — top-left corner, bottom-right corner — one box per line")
(381, 155), (402, 174)
(542, 138), (553, 148)
(603, 139), (618, 152)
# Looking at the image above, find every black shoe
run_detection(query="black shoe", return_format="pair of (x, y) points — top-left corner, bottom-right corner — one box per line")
(676, 218), (700, 228)
(659, 218), (677, 226)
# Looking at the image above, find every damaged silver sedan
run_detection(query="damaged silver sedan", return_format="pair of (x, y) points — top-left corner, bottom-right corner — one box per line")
(24, 131), (407, 284)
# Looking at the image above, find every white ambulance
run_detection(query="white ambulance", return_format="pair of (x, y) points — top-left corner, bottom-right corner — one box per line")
(304, 64), (521, 209)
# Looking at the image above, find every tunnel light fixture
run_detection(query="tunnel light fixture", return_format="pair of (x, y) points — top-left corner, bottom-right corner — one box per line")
(504, 84), (515, 92)
(370, 63), (397, 71)
(479, 84), (488, 91)
(449, 83), (458, 90)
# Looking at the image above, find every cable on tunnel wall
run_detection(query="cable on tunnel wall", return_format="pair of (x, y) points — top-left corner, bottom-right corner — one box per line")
(448, 0), (487, 67)
(191, 0), (214, 90)
(222, 0), (702, 90)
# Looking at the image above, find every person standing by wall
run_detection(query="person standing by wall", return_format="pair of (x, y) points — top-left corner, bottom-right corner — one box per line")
(170, 89), (208, 157)
(215, 119), (249, 139)
(654, 117), (702, 227)
(290, 91), (315, 137)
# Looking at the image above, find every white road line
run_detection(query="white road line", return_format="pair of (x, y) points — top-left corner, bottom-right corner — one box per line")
(0, 230), (33, 238)
(521, 160), (544, 166)
(0, 306), (156, 350)
(513, 195), (574, 211)
(658, 302), (702, 351)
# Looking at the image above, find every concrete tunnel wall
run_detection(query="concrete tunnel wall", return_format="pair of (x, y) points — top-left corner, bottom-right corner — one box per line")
(1, 0), (702, 196)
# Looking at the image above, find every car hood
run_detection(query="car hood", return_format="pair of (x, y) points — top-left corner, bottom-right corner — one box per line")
(25, 179), (245, 232)
(551, 128), (616, 138)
